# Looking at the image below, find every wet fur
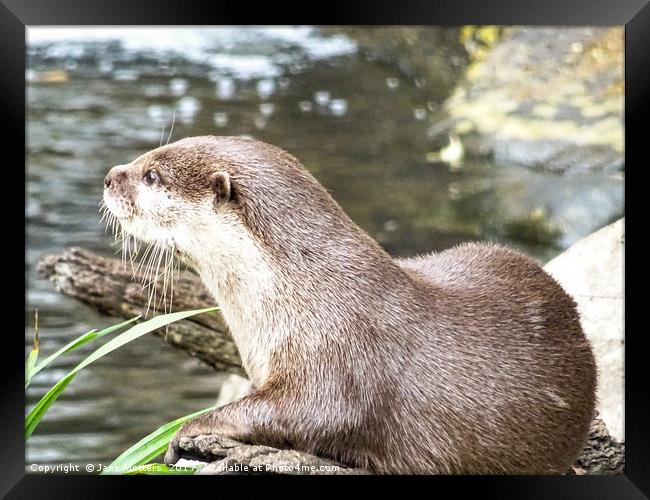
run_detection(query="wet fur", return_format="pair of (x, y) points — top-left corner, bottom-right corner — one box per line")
(104, 136), (597, 474)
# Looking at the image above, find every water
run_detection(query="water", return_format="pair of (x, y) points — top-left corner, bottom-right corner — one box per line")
(25, 27), (624, 469)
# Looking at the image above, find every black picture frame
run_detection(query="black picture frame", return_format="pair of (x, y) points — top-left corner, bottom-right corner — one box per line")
(6, 1), (647, 497)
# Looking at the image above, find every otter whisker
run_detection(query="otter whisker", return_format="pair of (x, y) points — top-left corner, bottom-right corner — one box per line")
(165, 246), (176, 312)
(157, 245), (174, 314)
(161, 246), (172, 313)
(133, 241), (157, 279)
(139, 264), (157, 294)
(144, 242), (167, 317)
(102, 210), (119, 239)
(122, 231), (137, 272)
(99, 200), (173, 318)
(150, 264), (167, 309)
(143, 250), (158, 317)
(160, 246), (177, 339)
(169, 250), (177, 313)
(128, 235), (139, 274)
(140, 244), (158, 292)
(107, 214), (116, 235)
(124, 232), (136, 270)
(111, 226), (127, 256)
(99, 206), (114, 232)
(144, 243), (164, 287)
(159, 121), (166, 148)
(166, 111), (176, 146)
(109, 215), (119, 239)
(120, 230), (128, 269)
(151, 243), (167, 284)
(144, 281), (156, 318)
(153, 244), (172, 311)
(114, 223), (123, 249)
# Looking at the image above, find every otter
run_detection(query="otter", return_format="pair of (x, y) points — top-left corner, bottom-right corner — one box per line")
(102, 136), (597, 474)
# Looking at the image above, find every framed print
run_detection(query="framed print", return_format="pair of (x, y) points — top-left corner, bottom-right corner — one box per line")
(3, 0), (647, 497)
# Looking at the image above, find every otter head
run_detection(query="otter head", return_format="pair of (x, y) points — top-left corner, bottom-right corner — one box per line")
(103, 135), (356, 270)
(102, 136), (247, 269)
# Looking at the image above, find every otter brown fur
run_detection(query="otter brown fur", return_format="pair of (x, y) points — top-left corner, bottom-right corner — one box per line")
(103, 136), (597, 474)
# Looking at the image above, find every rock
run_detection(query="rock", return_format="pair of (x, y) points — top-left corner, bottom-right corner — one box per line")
(544, 218), (624, 441)
(435, 27), (624, 173)
(215, 374), (252, 407)
(573, 417), (625, 475)
(324, 27), (469, 102)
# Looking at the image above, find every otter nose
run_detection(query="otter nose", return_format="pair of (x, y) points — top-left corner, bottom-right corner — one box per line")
(104, 166), (128, 189)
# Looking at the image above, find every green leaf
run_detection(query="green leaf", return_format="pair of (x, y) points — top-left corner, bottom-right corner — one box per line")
(101, 405), (215, 475)
(25, 310), (40, 388)
(25, 307), (219, 440)
(25, 316), (141, 388)
(25, 348), (39, 389)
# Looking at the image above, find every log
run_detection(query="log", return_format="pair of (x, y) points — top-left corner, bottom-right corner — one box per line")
(37, 247), (245, 375)
(175, 435), (367, 475)
(173, 416), (623, 475)
(37, 247), (625, 475)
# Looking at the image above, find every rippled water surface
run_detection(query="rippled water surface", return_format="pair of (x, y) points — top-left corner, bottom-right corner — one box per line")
(26, 27), (624, 468)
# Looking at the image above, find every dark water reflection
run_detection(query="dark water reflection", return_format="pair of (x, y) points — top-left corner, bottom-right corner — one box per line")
(25, 27), (623, 468)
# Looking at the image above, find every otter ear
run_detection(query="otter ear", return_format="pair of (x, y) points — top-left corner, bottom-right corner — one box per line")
(210, 171), (231, 208)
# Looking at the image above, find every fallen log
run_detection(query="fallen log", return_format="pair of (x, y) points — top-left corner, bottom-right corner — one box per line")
(175, 435), (367, 475)
(173, 416), (623, 475)
(37, 247), (245, 376)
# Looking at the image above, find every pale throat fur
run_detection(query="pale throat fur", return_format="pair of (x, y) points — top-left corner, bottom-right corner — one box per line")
(106, 181), (280, 386)
(190, 210), (280, 387)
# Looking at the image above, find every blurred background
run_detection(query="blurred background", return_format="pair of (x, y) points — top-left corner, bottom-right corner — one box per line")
(26, 26), (624, 468)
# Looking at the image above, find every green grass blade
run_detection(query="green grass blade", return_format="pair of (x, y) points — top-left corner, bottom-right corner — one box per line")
(25, 348), (39, 388)
(26, 330), (96, 389)
(25, 307), (219, 440)
(25, 375), (75, 439)
(26, 316), (141, 388)
(25, 310), (40, 387)
(101, 405), (215, 475)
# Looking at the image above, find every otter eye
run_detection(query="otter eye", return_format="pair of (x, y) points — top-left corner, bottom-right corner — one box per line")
(142, 170), (160, 186)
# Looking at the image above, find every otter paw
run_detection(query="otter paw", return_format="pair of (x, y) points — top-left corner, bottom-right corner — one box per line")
(164, 430), (201, 465)
(163, 413), (223, 464)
